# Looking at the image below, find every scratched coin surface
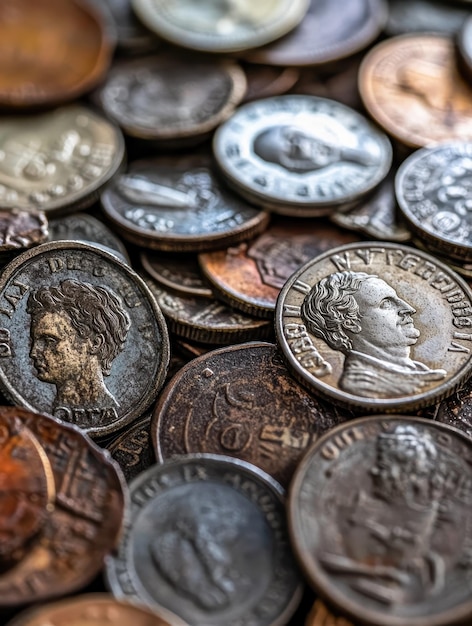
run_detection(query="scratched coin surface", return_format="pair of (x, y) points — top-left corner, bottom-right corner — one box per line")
(275, 241), (472, 412)
(105, 454), (302, 625)
(289, 415), (472, 626)
(0, 241), (170, 438)
(213, 95), (392, 214)
(153, 342), (352, 486)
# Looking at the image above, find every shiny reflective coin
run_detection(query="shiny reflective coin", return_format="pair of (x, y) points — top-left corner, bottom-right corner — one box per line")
(0, 241), (170, 438)
(131, 0), (309, 53)
(199, 219), (361, 319)
(290, 415), (472, 626)
(0, 0), (115, 108)
(101, 157), (269, 252)
(242, 65), (299, 102)
(359, 34), (472, 148)
(306, 600), (354, 626)
(107, 414), (155, 483)
(213, 96), (392, 215)
(275, 241), (472, 412)
(97, 55), (246, 142)
(244, 0), (387, 67)
(386, 0), (468, 36)
(0, 106), (125, 215)
(141, 251), (213, 298)
(153, 342), (353, 486)
(105, 454), (303, 625)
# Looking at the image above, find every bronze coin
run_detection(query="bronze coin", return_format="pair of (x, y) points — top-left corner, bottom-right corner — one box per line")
(305, 600), (355, 626)
(107, 414), (155, 483)
(242, 64), (300, 102)
(0, 0), (115, 108)
(141, 251), (213, 298)
(153, 342), (353, 486)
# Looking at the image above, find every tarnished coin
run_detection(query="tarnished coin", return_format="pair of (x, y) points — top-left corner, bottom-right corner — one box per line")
(359, 34), (472, 148)
(289, 415), (472, 626)
(0, 241), (170, 438)
(275, 241), (472, 412)
(423, 375), (472, 439)
(105, 454), (303, 625)
(141, 251), (213, 298)
(153, 342), (352, 486)
(107, 414), (155, 483)
(242, 65), (300, 103)
(131, 0), (309, 53)
(0, 209), (48, 256)
(0, 0), (115, 108)
(386, 0), (468, 36)
(306, 600), (354, 626)
(0, 106), (125, 215)
(101, 157), (269, 252)
(199, 219), (361, 319)
(244, 0), (387, 67)
(213, 96), (392, 215)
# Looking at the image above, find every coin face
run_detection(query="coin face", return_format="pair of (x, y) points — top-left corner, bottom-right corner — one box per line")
(131, 0), (310, 53)
(359, 34), (472, 148)
(275, 242), (472, 411)
(105, 454), (302, 625)
(213, 96), (392, 214)
(0, 107), (125, 215)
(0, 241), (170, 438)
(289, 416), (472, 626)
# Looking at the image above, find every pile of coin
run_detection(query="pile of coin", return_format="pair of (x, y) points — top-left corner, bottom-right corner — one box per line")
(3, 0), (472, 624)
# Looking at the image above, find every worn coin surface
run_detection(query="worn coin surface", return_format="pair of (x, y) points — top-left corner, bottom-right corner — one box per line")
(0, 209), (48, 254)
(275, 241), (472, 412)
(290, 415), (472, 626)
(213, 95), (392, 214)
(422, 375), (472, 439)
(153, 342), (352, 486)
(141, 251), (213, 298)
(0, 241), (170, 438)
(107, 414), (155, 483)
(0, 106), (125, 215)
(105, 454), (302, 625)
(305, 600), (354, 626)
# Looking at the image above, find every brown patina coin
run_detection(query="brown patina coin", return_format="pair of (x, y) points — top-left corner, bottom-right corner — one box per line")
(0, 406), (125, 606)
(0, 241), (170, 438)
(199, 219), (361, 319)
(153, 342), (352, 486)
(0, 0), (115, 109)
(0, 209), (48, 258)
(306, 600), (354, 626)
(359, 34), (472, 148)
(141, 251), (213, 298)
(107, 414), (155, 483)
(290, 415), (472, 626)
(242, 64), (300, 102)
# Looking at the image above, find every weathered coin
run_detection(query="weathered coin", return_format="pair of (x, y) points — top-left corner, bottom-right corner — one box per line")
(386, 0), (468, 36)
(0, 209), (48, 257)
(0, 0), (115, 108)
(359, 34), (472, 148)
(305, 600), (354, 626)
(275, 241), (472, 412)
(107, 414), (155, 483)
(101, 157), (269, 252)
(0, 106), (125, 215)
(242, 64), (300, 103)
(131, 0), (309, 53)
(105, 454), (302, 625)
(421, 375), (472, 439)
(289, 415), (472, 626)
(153, 342), (353, 486)
(141, 251), (213, 298)
(0, 241), (170, 438)
(213, 95), (392, 215)
(244, 0), (387, 67)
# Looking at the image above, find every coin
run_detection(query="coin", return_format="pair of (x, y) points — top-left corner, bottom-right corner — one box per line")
(131, 0), (310, 53)
(107, 414), (155, 483)
(0, 241), (170, 438)
(213, 95), (392, 215)
(359, 34), (472, 148)
(305, 600), (354, 626)
(105, 454), (303, 625)
(242, 65), (299, 103)
(102, 0), (160, 54)
(0, 106), (125, 215)
(0, 209), (48, 257)
(386, 0), (468, 36)
(141, 251), (213, 298)
(457, 16), (472, 83)
(424, 375), (472, 439)
(289, 415), (472, 626)
(275, 241), (472, 412)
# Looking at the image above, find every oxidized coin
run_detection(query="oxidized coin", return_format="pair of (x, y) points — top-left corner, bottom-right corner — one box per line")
(0, 106), (125, 215)
(0, 241), (170, 438)
(213, 96), (392, 215)
(105, 454), (303, 625)
(198, 219), (361, 319)
(289, 416), (472, 626)
(141, 251), (213, 298)
(131, 0), (309, 53)
(97, 55), (246, 142)
(242, 65), (299, 103)
(0, 0), (115, 108)
(101, 157), (270, 252)
(359, 34), (472, 148)
(396, 142), (472, 262)
(0, 209), (48, 256)
(153, 342), (353, 486)
(244, 0), (387, 67)
(275, 241), (472, 412)
(0, 406), (125, 606)
(107, 414), (155, 483)
(305, 600), (354, 626)
(386, 0), (468, 36)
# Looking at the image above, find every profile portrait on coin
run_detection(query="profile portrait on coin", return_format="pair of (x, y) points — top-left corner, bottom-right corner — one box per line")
(301, 271), (447, 398)
(27, 279), (131, 412)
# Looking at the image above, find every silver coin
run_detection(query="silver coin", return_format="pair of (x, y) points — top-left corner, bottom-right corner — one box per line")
(386, 0), (468, 36)
(213, 96), (392, 215)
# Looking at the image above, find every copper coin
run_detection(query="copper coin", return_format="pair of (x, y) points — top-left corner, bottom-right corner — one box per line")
(107, 414), (155, 483)
(0, 209), (48, 255)
(153, 342), (353, 486)
(0, 0), (115, 108)
(141, 251), (213, 298)
(242, 64), (299, 102)
(305, 600), (354, 626)
(359, 33), (472, 148)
